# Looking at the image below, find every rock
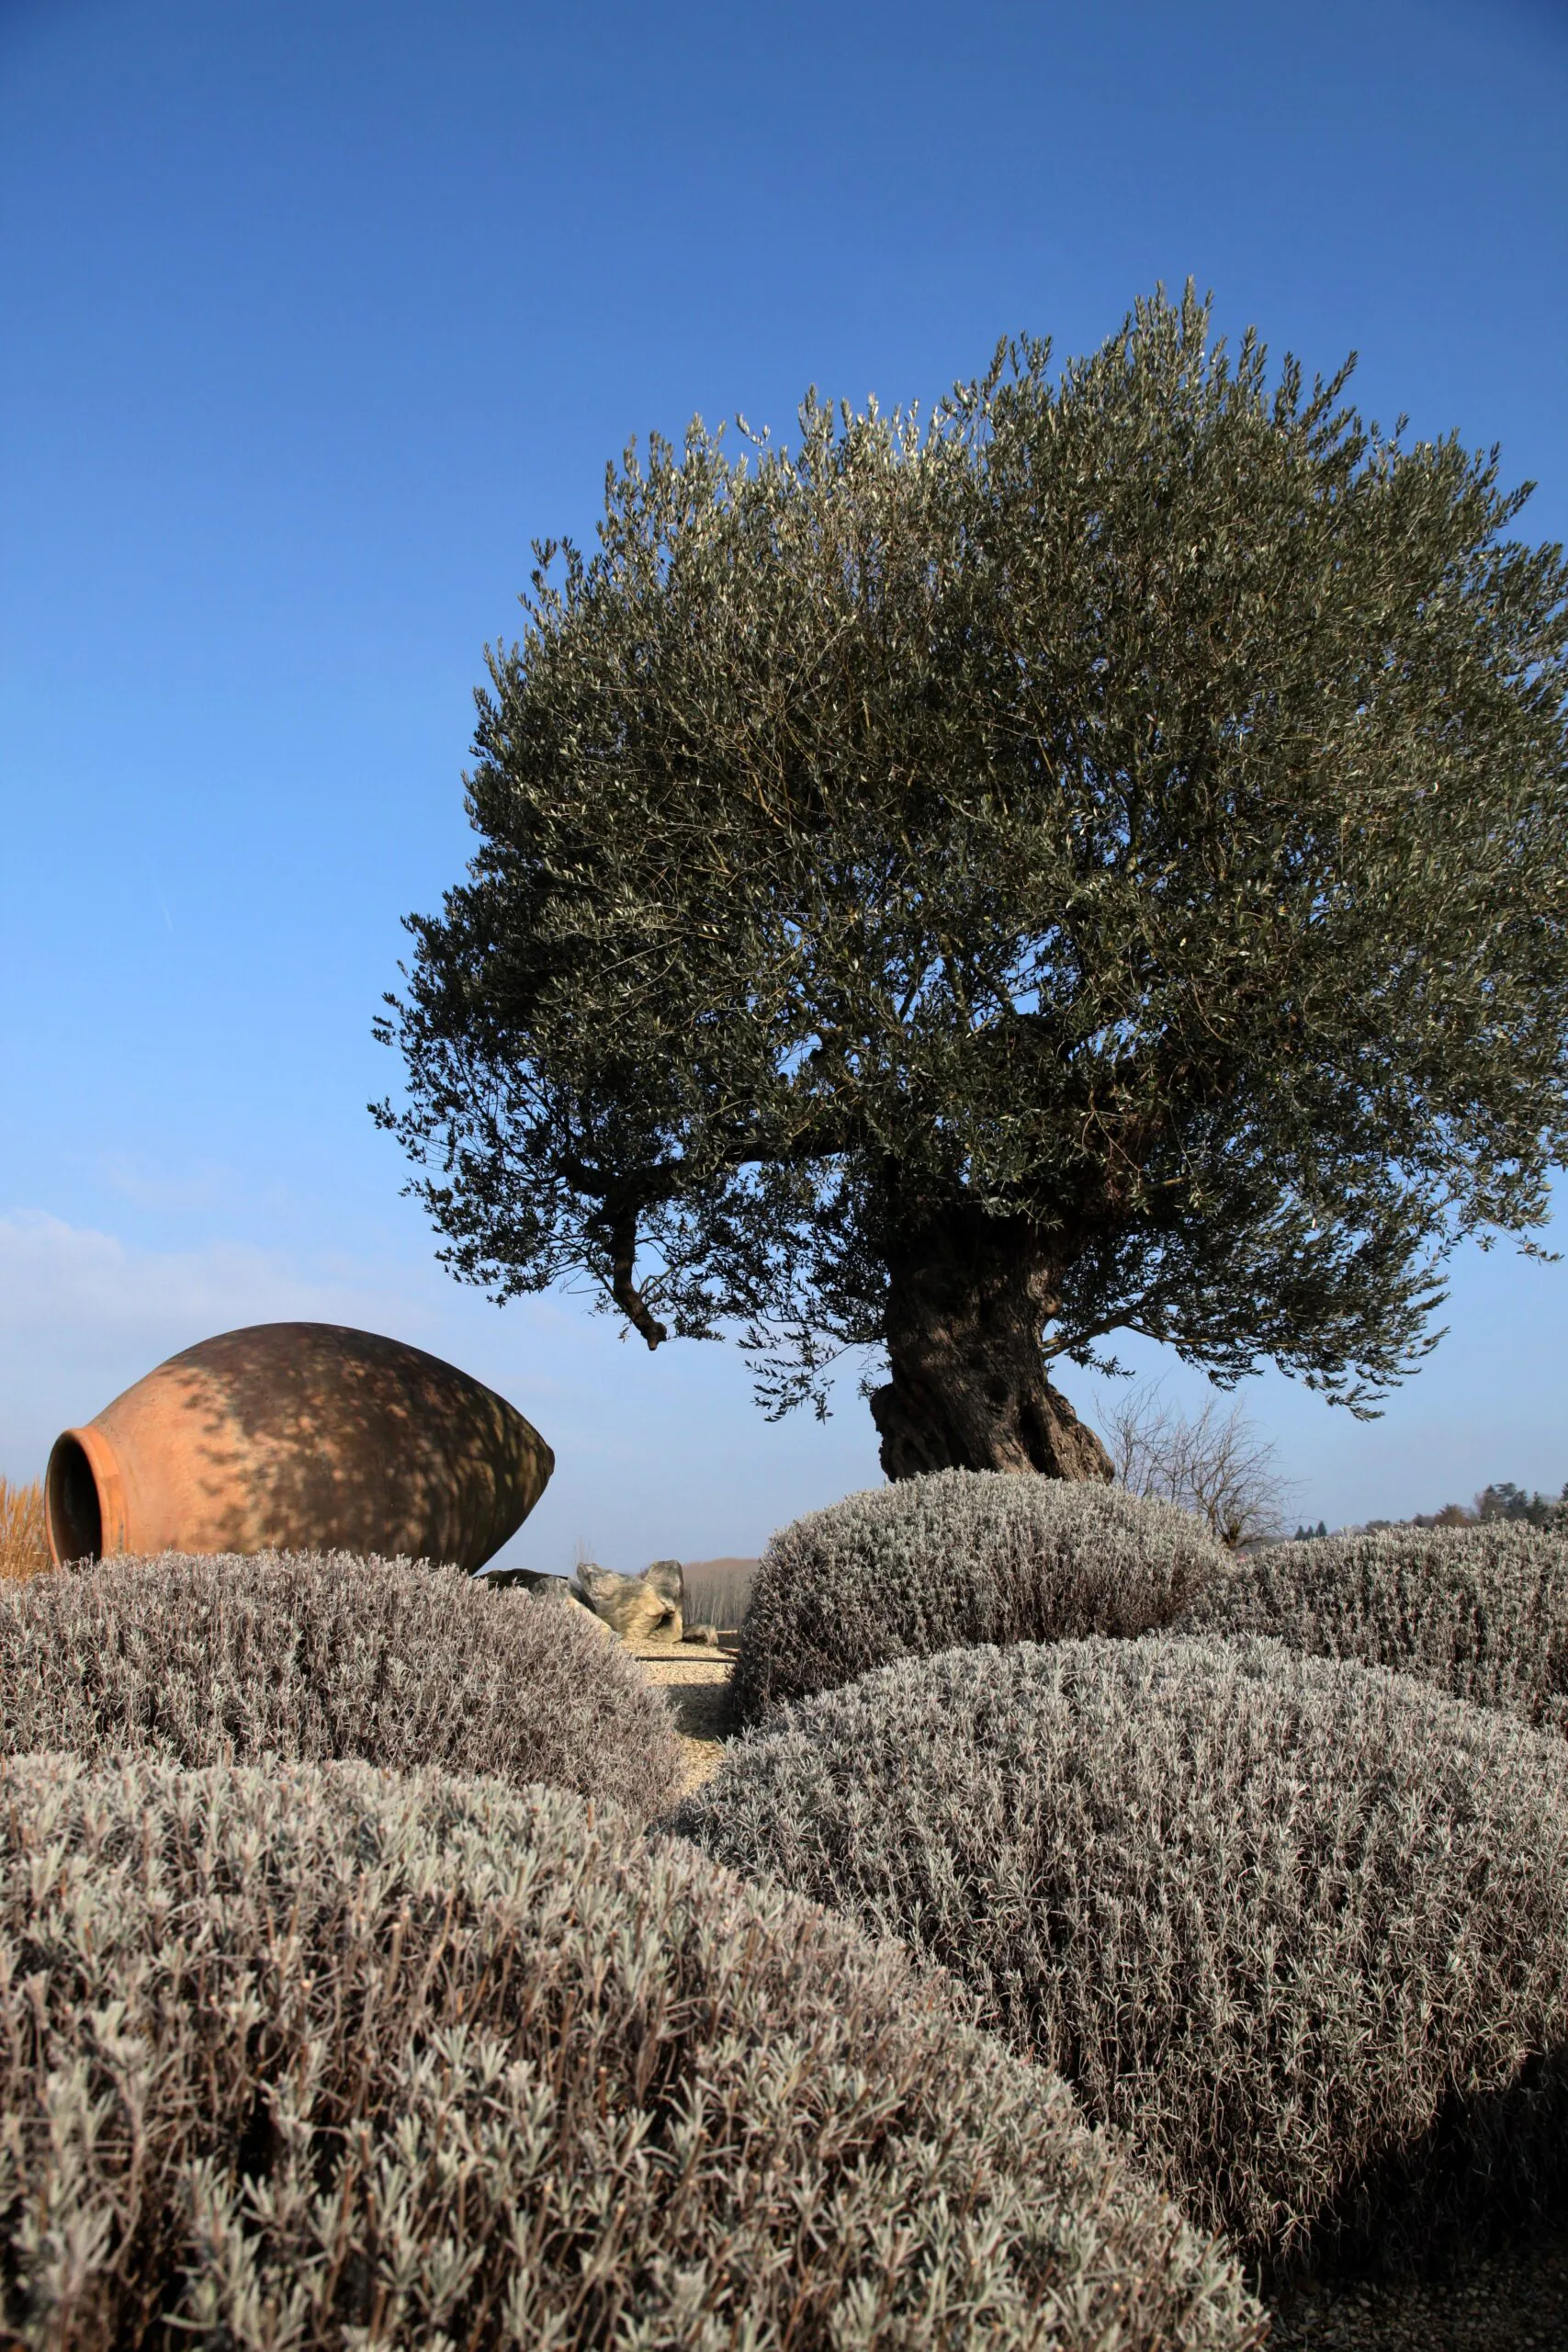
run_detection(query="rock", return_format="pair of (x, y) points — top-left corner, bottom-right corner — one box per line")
(564, 1588), (618, 1637)
(478, 1566), (619, 1635)
(572, 1559), (684, 1644)
(479, 1566), (566, 1594)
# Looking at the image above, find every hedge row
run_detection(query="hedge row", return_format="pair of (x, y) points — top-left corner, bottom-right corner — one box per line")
(0, 1548), (685, 1824)
(1181, 1521), (1568, 1734)
(0, 1750), (1263, 2352)
(674, 1634), (1568, 2278)
(13, 1487), (1568, 2323)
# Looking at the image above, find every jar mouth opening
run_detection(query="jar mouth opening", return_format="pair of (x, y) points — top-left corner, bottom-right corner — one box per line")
(46, 1432), (103, 1565)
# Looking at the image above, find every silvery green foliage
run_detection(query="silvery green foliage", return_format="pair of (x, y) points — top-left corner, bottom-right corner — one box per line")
(0, 1549), (683, 1825)
(1179, 1522), (1568, 1735)
(675, 1636), (1568, 2278)
(0, 1753), (1264, 2352)
(732, 1470), (1225, 1721)
(380, 288), (1568, 1447)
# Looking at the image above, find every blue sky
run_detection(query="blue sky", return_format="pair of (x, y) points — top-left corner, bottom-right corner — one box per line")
(3, 0), (1565, 1570)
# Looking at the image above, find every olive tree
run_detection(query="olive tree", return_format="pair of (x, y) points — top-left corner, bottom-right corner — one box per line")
(376, 288), (1568, 1480)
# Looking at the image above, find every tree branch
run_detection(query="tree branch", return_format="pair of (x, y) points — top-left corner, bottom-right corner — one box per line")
(609, 1204), (668, 1348)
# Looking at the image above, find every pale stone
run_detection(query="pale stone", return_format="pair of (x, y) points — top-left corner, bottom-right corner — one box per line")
(572, 1559), (684, 1644)
(564, 1588), (617, 1637)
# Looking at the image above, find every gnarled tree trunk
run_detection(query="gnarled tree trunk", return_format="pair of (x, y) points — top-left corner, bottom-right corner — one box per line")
(869, 1208), (1112, 1482)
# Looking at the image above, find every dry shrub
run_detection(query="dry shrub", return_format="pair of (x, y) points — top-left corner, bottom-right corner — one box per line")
(674, 1636), (1568, 2279)
(0, 1751), (1264, 2352)
(0, 1548), (683, 1825)
(0, 1478), (48, 1582)
(732, 1469), (1226, 1723)
(1179, 1521), (1568, 1735)
(1101, 1385), (1297, 1547)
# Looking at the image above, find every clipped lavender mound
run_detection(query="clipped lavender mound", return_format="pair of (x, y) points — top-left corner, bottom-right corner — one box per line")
(675, 1636), (1568, 2279)
(0, 1547), (683, 1825)
(0, 1753), (1263, 2352)
(732, 1469), (1225, 1722)
(1179, 1521), (1568, 1736)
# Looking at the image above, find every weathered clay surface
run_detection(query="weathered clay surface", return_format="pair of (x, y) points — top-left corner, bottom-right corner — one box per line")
(46, 1322), (552, 1573)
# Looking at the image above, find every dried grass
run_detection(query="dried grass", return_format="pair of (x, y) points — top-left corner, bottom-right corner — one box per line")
(681, 1555), (757, 1630)
(0, 1477), (49, 1582)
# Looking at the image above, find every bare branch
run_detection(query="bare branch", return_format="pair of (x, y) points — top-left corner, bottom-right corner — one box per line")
(1105, 1381), (1300, 1548)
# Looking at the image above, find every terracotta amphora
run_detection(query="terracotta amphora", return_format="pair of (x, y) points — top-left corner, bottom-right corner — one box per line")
(45, 1322), (552, 1572)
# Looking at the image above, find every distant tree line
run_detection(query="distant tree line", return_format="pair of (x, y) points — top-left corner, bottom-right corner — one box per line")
(1294, 1481), (1568, 1540)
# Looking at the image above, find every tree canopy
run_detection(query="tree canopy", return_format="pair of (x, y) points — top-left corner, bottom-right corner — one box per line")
(376, 288), (1568, 1479)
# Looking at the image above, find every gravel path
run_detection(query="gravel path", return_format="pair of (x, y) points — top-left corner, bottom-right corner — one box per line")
(627, 1633), (735, 1792)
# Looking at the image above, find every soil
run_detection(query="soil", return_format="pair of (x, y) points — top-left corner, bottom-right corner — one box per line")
(1264, 2231), (1568, 2349)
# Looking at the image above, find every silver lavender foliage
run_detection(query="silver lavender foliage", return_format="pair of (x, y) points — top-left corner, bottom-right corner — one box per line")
(732, 1468), (1227, 1722)
(675, 1633), (1568, 2279)
(0, 1751), (1264, 2352)
(1179, 1520), (1568, 1735)
(0, 1547), (685, 1826)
